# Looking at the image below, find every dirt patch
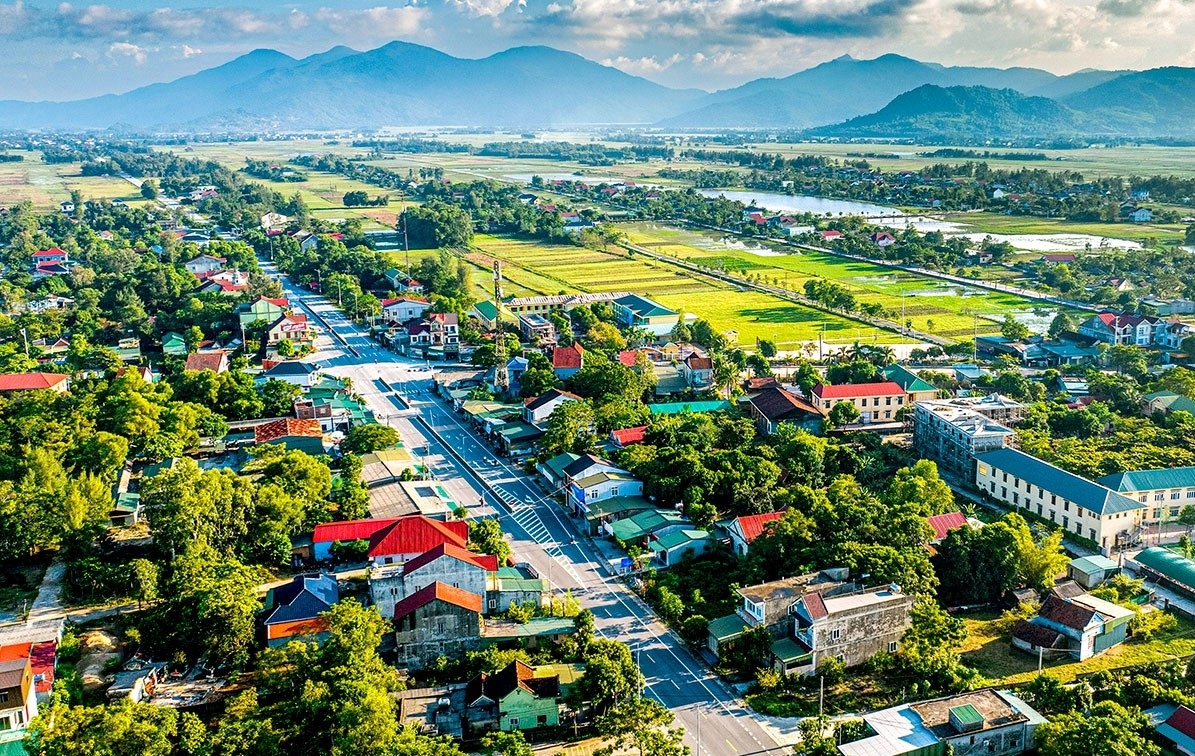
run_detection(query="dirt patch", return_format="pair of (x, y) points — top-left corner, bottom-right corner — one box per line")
(77, 629), (122, 694)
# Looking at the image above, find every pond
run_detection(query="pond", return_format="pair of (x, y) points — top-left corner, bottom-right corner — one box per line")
(696, 189), (902, 217)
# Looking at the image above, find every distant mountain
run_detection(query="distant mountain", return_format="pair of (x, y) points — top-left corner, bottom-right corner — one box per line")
(657, 54), (1103, 129)
(0, 43), (703, 131)
(810, 85), (1080, 140)
(1026, 68), (1129, 99)
(1062, 67), (1195, 137)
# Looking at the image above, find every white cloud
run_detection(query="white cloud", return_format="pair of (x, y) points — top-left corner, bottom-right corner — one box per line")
(314, 6), (429, 38)
(181, 44), (202, 58)
(601, 53), (683, 74)
(107, 41), (146, 65)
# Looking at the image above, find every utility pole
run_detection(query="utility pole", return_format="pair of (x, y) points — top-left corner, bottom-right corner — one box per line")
(400, 190), (411, 273)
(819, 675), (824, 717)
(492, 261), (509, 393)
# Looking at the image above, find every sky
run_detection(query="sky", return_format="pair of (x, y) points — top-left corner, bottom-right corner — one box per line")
(1, 0), (1193, 101)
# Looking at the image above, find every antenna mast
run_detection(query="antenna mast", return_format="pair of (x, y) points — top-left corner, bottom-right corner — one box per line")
(400, 191), (410, 273)
(492, 260), (508, 393)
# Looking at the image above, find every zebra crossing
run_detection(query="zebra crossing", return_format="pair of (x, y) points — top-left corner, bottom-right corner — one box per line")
(491, 483), (582, 584)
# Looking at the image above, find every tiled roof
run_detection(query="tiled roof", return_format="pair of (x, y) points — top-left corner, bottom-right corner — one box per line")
(313, 517), (399, 544)
(1038, 594), (1096, 632)
(802, 592), (828, 620)
(1099, 466), (1195, 493)
(367, 515), (468, 559)
(750, 386), (825, 421)
(611, 426), (647, 446)
(684, 353), (713, 370)
(263, 574), (338, 625)
(29, 641), (55, 694)
(977, 448), (1143, 516)
(183, 350), (227, 373)
(254, 418), (323, 444)
(733, 511), (785, 544)
(466, 659), (559, 705)
(1164, 705), (1195, 740)
(0, 372), (68, 391)
(1012, 620), (1065, 650)
(812, 381), (905, 399)
(927, 511), (968, 541)
(552, 344), (584, 369)
(617, 350), (639, 367)
(402, 543), (499, 576)
(391, 580), (482, 619)
(264, 360), (320, 376)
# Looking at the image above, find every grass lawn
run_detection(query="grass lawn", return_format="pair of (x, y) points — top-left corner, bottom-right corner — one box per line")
(468, 233), (898, 347)
(961, 611), (1195, 686)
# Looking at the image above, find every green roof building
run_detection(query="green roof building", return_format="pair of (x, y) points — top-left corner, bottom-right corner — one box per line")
(883, 364), (938, 399)
(647, 400), (731, 415)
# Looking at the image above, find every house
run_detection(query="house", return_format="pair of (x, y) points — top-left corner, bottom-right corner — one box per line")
(0, 373), (69, 394)
(106, 662), (165, 703)
(238, 296), (289, 328)
(161, 331), (188, 357)
(870, 231), (897, 247)
(382, 297), (432, 325)
(1039, 253), (1076, 264)
(517, 314), (556, 344)
(611, 294), (680, 336)
(610, 425), (647, 448)
(294, 394), (370, 433)
(0, 644), (38, 744)
(523, 388), (581, 426)
(259, 360), (322, 389)
(391, 582), (483, 670)
(727, 511), (785, 556)
(563, 455), (644, 521)
(370, 543), (498, 620)
(198, 270), (251, 295)
(261, 573), (339, 648)
(1012, 592), (1133, 660)
(259, 212), (290, 231)
(791, 588), (915, 674)
(747, 386), (825, 435)
(926, 511), (969, 544)
(26, 295), (74, 313)
(883, 364), (938, 403)
(114, 337), (142, 363)
(537, 452), (580, 491)
(469, 300), (501, 331)
(366, 516), (470, 567)
(312, 517), (399, 561)
(465, 659), (573, 733)
(837, 689), (1046, 756)
(1077, 311), (1162, 346)
(183, 254), (226, 278)
(680, 353), (713, 389)
(59, 201), (74, 213)
(253, 418), (326, 455)
(1098, 465), (1195, 528)
(811, 382), (905, 423)
(504, 292), (629, 317)
(1130, 207), (1153, 223)
(607, 508), (687, 546)
(912, 402), (1016, 478)
(486, 565), (549, 613)
(110, 492), (142, 528)
(1156, 320), (1195, 349)
(976, 448), (1144, 554)
(1067, 555), (1120, 590)
(1157, 705), (1195, 756)
(649, 529), (715, 567)
(266, 313), (317, 345)
(1142, 391), (1195, 416)
(394, 277), (425, 295)
(504, 356), (529, 395)
(819, 230), (842, 241)
(408, 313), (459, 352)
(183, 350), (229, 374)
(551, 343), (584, 379)
(31, 248), (68, 266)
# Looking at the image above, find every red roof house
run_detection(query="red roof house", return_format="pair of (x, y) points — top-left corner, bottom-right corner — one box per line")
(391, 580), (483, 620)
(403, 543), (500, 576)
(313, 517), (399, 559)
(926, 511), (968, 542)
(0, 372), (70, 393)
(367, 516), (469, 564)
(728, 511), (785, 555)
(183, 350), (230, 374)
(253, 418), (324, 445)
(617, 350), (639, 367)
(552, 343), (585, 377)
(610, 426), (647, 447)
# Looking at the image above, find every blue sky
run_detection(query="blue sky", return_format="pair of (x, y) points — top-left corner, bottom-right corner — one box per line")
(0, 0), (1189, 100)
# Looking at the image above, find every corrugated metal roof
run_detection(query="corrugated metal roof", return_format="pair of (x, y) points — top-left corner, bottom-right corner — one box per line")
(976, 448), (1143, 516)
(1099, 466), (1195, 493)
(1135, 547), (1195, 592)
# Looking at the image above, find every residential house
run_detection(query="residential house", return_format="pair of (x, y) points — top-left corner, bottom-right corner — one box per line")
(837, 689), (1046, 756)
(266, 313), (317, 345)
(312, 517), (397, 561)
(747, 386), (825, 435)
(1157, 321), (1194, 349)
(58, 201), (74, 214)
(366, 516), (470, 567)
(536, 452), (580, 491)
(680, 353), (713, 389)
(487, 565), (550, 614)
(161, 331), (188, 356)
(370, 544), (498, 619)
(1077, 311), (1163, 346)
(294, 393), (370, 433)
(0, 373), (69, 394)
(253, 417), (326, 455)
(523, 388), (581, 426)
(238, 296), (289, 329)
(1067, 555), (1120, 590)
(382, 297), (432, 326)
(1098, 465), (1195, 529)
(1143, 391), (1195, 416)
(610, 426), (647, 448)
(1141, 296), (1195, 317)
(883, 364), (938, 403)
(912, 401), (1016, 478)
(1012, 592), (1133, 660)
(563, 454), (644, 522)
(0, 645), (38, 745)
(811, 382), (906, 423)
(649, 529), (715, 567)
(1156, 705), (1195, 756)
(198, 270), (251, 295)
(393, 277), (425, 295)
(26, 295), (74, 313)
(551, 343), (584, 379)
(611, 294), (680, 336)
(110, 492), (142, 528)
(870, 231), (897, 247)
(926, 511), (969, 544)
(259, 360), (322, 389)
(409, 313), (459, 351)
(114, 337), (142, 363)
(607, 508), (687, 547)
(183, 350), (229, 374)
(465, 660), (573, 733)
(469, 300), (500, 331)
(392, 582), (483, 670)
(791, 588), (915, 673)
(30, 248), (68, 266)
(1130, 207), (1154, 223)
(504, 356), (529, 395)
(727, 511), (785, 557)
(183, 254), (226, 278)
(383, 268), (406, 290)
(976, 448), (1144, 554)
(261, 574), (339, 648)
(517, 314), (556, 344)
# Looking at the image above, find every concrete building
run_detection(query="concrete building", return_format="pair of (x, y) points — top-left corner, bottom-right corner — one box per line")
(883, 364), (938, 403)
(0, 645), (38, 747)
(522, 388), (581, 427)
(811, 382), (905, 423)
(1067, 555), (1120, 590)
(517, 314), (556, 344)
(908, 393), (1025, 425)
(976, 448), (1145, 554)
(370, 544), (498, 620)
(503, 291), (630, 316)
(791, 588), (915, 673)
(611, 294), (680, 336)
(1078, 311), (1163, 346)
(465, 659), (575, 733)
(913, 402), (1016, 478)
(1099, 466), (1195, 528)
(381, 297), (432, 325)
(261, 574), (339, 648)
(392, 582), (483, 670)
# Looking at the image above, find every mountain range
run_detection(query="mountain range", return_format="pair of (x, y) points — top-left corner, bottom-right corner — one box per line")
(1, 42), (1193, 140)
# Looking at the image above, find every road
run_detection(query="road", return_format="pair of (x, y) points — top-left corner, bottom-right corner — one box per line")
(263, 261), (792, 754)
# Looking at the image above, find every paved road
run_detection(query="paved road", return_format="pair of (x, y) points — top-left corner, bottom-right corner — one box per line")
(264, 261), (791, 755)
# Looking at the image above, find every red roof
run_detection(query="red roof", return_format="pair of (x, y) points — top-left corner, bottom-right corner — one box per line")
(403, 543), (499, 576)
(391, 580), (482, 619)
(812, 381), (905, 400)
(0, 643), (29, 662)
(184, 350), (227, 373)
(802, 592), (828, 620)
(611, 426), (647, 446)
(685, 353), (713, 370)
(254, 418), (324, 444)
(1042, 254), (1075, 262)
(733, 511), (785, 544)
(1165, 705), (1195, 739)
(35, 248), (68, 259)
(313, 517), (398, 544)
(0, 373), (69, 392)
(29, 641), (55, 694)
(368, 516), (468, 559)
(927, 511), (968, 541)
(820, 230), (842, 239)
(617, 350), (639, 367)
(552, 344), (584, 369)
(261, 297), (289, 307)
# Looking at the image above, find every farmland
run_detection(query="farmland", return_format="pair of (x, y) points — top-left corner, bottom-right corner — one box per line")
(622, 223), (1077, 339)
(468, 233), (898, 347)
(0, 150), (147, 209)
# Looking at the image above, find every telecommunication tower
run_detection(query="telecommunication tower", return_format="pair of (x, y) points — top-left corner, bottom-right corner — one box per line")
(492, 260), (508, 393)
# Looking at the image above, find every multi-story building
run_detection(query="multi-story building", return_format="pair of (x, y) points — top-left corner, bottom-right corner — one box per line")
(811, 382), (905, 423)
(1077, 310), (1163, 346)
(0, 645), (38, 746)
(1099, 466), (1195, 528)
(912, 394), (1026, 425)
(371, 544), (497, 620)
(517, 314), (557, 344)
(381, 297), (432, 325)
(975, 448), (1144, 554)
(392, 582), (483, 670)
(503, 292), (630, 317)
(611, 294), (680, 336)
(913, 402), (1016, 478)
(791, 588), (915, 673)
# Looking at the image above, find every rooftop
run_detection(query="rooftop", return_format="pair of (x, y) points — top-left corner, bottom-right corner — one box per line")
(1099, 466), (1195, 493)
(813, 381), (905, 400)
(731, 511), (785, 544)
(976, 448), (1143, 516)
(883, 365), (937, 394)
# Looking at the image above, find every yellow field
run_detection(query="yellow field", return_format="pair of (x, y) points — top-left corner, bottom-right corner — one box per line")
(0, 150), (144, 208)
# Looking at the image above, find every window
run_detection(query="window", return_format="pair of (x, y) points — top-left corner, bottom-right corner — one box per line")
(610, 487), (618, 497)
(1187, 491), (1195, 499)
(1174, 492), (1183, 500)
(1049, 510), (1056, 522)
(1174, 506), (1182, 518)
(537, 715), (548, 726)
(1064, 501), (1069, 512)
(1089, 528), (1096, 540)
(829, 628), (841, 641)
(1012, 493), (1019, 505)
(1062, 516), (1068, 529)
(0, 716), (10, 732)
(436, 621), (444, 634)
(488, 599), (497, 609)
(1037, 504), (1043, 515)
(1002, 487), (1007, 498)
(1002, 472), (1008, 482)
(886, 396), (892, 405)
(1051, 494), (1057, 506)
(1155, 493), (1165, 502)
(837, 653), (845, 662)
(509, 718), (519, 729)
(888, 641), (898, 653)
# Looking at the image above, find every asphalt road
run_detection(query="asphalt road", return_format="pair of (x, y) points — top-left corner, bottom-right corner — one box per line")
(264, 262), (790, 755)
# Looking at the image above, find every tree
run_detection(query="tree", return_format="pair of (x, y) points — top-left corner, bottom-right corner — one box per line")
(933, 519), (1019, 606)
(517, 367), (558, 398)
(27, 700), (181, 756)
(585, 321), (627, 352)
(467, 517), (511, 564)
(828, 401), (860, 427)
(1048, 312), (1075, 340)
(129, 558), (159, 609)
(158, 542), (261, 666)
(340, 423), (399, 455)
(573, 638), (642, 713)
(481, 731), (533, 756)
(140, 179), (159, 200)
(885, 459), (955, 516)
(1001, 313), (1031, 341)
(540, 400), (597, 456)
(1036, 700), (1159, 756)
(1180, 505), (1195, 535)
(897, 599), (971, 689)
(259, 379), (303, 417)
(1005, 512), (1069, 590)
(595, 698), (689, 756)
(757, 339), (777, 358)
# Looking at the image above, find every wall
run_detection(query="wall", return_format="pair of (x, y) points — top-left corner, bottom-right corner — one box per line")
(393, 601), (482, 670)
